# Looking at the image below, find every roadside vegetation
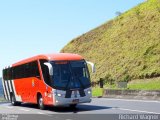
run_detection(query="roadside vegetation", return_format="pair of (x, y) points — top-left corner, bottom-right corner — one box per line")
(102, 77), (160, 90)
(92, 77), (160, 97)
(92, 87), (103, 97)
(61, 0), (160, 90)
(127, 77), (160, 90)
(0, 97), (6, 102)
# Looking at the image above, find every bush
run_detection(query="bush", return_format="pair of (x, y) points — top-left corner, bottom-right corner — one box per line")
(120, 74), (132, 82)
(104, 74), (115, 85)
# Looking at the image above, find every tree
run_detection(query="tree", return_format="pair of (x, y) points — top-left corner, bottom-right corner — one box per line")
(115, 11), (122, 16)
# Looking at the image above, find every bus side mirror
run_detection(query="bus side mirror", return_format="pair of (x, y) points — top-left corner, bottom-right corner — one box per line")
(44, 62), (53, 76)
(86, 61), (95, 73)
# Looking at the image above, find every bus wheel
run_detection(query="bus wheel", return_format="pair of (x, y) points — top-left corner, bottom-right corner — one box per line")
(69, 104), (77, 109)
(11, 95), (20, 106)
(38, 95), (45, 110)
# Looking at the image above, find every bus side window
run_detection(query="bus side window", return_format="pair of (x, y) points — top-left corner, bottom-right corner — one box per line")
(40, 60), (51, 86)
(30, 61), (40, 78)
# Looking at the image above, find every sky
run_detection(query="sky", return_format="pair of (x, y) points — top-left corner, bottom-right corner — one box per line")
(0, 0), (144, 76)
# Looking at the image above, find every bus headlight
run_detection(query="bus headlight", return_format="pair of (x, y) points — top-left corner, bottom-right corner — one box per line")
(57, 93), (62, 97)
(54, 92), (64, 97)
(88, 90), (91, 94)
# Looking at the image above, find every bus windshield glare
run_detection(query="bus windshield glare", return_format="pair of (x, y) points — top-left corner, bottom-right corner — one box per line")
(50, 60), (91, 90)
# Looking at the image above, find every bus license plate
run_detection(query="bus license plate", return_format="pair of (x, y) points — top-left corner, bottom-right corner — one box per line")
(72, 99), (79, 103)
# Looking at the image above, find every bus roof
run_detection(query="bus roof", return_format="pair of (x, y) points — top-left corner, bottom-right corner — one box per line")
(13, 53), (84, 66)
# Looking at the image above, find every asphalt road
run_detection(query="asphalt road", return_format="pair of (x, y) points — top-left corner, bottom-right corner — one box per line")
(0, 98), (160, 120)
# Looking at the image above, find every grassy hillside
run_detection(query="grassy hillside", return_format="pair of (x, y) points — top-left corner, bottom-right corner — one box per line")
(61, 0), (160, 83)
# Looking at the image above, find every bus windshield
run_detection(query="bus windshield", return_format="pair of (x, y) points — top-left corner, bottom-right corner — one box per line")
(51, 60), (91, 90)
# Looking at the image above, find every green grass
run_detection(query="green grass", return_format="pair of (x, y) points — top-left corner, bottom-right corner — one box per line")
(92, 87), (103, 97)
(128, 77), (160, 90)
(91, 78), (160, 97)
(61, 0), (160, 83)
(0, 97), (6, 102)
(101, 77), (160, 90)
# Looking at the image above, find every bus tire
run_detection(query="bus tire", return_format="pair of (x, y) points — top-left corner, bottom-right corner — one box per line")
(38, 95), (45, 110)
(69, 104), (77, 108)
(11, 95), (21, 106)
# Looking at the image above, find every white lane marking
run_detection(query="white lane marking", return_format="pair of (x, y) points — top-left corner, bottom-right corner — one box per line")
(37, 112), (52, 116)
(19, 108), (30, 112)
(45, 114), (53, 117)
(37, 112), (45, 114)
(6, 106), (13, 109)
(113, 107), (160, 114)
(105, 98), (160, 103)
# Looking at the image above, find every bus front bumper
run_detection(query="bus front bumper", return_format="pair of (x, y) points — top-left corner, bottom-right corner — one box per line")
(54, 96), (92, 106)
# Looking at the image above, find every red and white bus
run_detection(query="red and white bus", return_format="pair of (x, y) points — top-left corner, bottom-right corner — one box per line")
(2, 53), (95, 109)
